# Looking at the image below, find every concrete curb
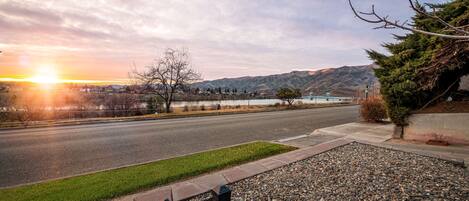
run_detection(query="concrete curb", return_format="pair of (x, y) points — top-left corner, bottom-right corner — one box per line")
(117, 138), (355, 201)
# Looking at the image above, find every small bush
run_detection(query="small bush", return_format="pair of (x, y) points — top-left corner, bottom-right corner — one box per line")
(360, 97), (388, 122)
(183, 105), (190, 112)
(210, 104), (221, 110)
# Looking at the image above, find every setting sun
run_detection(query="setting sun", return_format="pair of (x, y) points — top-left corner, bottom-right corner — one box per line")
(28, 66), (60, 84)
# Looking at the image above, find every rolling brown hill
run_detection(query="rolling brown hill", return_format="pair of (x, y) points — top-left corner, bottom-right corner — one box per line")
(192, 64), (379, 97)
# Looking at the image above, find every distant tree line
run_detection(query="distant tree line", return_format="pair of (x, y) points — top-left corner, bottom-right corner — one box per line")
(0, 91), (151, 125)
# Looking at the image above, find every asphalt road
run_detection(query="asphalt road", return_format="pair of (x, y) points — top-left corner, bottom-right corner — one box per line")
(0, 105), (359, 187)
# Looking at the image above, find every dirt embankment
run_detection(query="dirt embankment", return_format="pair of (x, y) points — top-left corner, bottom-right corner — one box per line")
(418, 101), (469, 113)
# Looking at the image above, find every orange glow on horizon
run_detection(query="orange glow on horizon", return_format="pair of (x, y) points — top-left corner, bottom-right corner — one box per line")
(0, 77), (129, 85)
(27, 65), (60, 84)
(0, 64), (131, 85)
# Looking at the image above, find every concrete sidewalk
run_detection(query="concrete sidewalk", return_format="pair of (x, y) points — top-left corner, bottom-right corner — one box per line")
(312, 122), (394, 142)
(280, 122), (394, 148)
(282, 122), (468, 163)
(281, 121), (468, 166)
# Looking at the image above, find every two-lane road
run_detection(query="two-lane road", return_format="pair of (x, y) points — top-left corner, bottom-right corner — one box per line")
(0, 105), (359, 187)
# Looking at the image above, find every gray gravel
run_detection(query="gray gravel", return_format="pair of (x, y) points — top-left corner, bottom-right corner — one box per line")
(191, 143), (469, 201)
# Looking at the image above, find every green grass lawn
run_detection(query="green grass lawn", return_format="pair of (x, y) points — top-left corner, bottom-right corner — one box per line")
(0, 141), (295, 201)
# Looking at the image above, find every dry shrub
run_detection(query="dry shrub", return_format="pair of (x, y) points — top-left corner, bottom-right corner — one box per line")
(191, 106), (199, 111)
(210, 104), (221, 110)
(183, 105), (190, 112)
(360, 97), (388, 122)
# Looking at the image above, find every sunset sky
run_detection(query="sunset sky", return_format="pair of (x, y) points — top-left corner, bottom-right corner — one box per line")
(0, 0), (444, 83)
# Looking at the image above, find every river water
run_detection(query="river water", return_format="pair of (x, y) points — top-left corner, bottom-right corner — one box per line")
(172, 96), (353, 108)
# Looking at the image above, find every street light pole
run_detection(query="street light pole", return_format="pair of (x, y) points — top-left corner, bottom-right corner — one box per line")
(365, 85), (369, 100)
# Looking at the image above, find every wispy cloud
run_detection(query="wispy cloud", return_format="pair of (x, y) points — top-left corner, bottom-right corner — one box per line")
(0, 0), (444, 80)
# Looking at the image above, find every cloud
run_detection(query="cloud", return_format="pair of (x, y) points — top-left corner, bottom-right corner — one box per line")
(0, 0), (446, 80)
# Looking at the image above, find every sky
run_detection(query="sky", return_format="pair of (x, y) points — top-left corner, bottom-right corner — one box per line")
(0, 0), (446, 82)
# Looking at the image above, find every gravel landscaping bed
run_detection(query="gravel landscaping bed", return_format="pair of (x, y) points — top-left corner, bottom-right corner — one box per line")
(190, 142), (469, 201)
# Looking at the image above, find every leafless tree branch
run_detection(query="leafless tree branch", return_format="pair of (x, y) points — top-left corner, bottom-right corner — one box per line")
(349, 0), (469, 40)
(418, 78), (459, 111)
(133, 48), (201, 113)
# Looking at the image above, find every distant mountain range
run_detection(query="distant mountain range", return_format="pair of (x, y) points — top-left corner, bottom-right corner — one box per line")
(192, 64), (379, 97)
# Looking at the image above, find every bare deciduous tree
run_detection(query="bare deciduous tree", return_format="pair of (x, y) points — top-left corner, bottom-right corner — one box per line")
(134, 48), (201, 113)
(349, 0), (469, 40)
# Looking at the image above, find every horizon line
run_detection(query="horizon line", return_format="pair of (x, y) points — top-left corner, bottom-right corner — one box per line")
(0, 77), (130, 85)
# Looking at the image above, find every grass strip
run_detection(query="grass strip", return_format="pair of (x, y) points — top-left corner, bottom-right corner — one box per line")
(0, 141), (296, 201)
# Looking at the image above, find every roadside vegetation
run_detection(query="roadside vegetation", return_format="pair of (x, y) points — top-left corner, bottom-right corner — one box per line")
(0, 103), (352, 129)
(350, 0), (469, 125)
(0, 86), (274, 126)
(0, 141), (296, 201)
(276, 88), (302, 106)
(359, 97), (388, 122)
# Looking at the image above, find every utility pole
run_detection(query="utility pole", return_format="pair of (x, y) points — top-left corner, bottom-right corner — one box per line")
(365, 85), (369, 100)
